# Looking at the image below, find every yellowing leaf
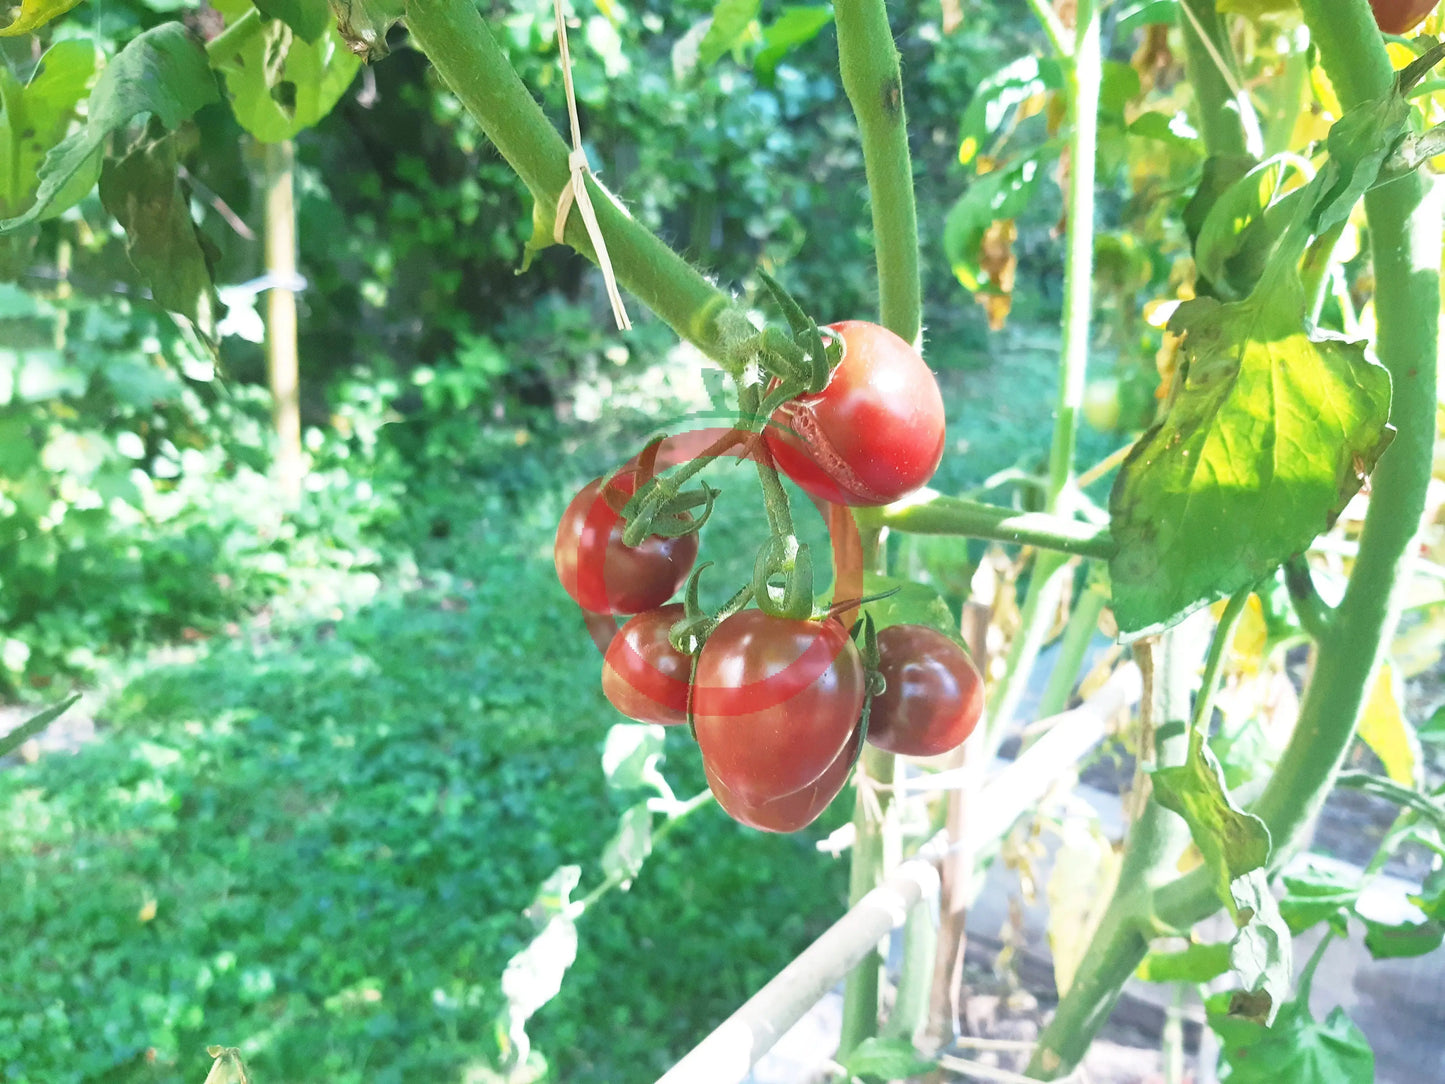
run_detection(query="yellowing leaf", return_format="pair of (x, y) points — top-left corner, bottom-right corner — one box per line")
(0, 0), (85, 36)
(1046, 818), (1120, 997)
(1358, 662), (1420, 787)
(1212, 593), (1268, 675)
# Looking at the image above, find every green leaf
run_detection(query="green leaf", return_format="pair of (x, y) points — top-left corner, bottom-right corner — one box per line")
(1153, 732), (1289, 1022)
(1108, 284), (1393, 637)
(98, 122), (218, 344)
(1193, 157), (1304, 300)
(255, 0), (332, 42)
(600, 803), (653, 888)
(754, 5), (832, 83)
(0, 24), (219, 233)
(0, 0), (84, 36)
(1310, 81), (1414, 238)
(858, 573), (958, 640)
(0, 693), (80, 759)
(957, 55), (1060, 166)
(0, 40), (97, 221)
(1361, 917), (1443, 960)
(1136, 940), (1232, 984)
(600, 723), (665, 792)
(326, 0), (404, 61)
(944, 158), (1045, 292)
(1207, 996), (1373, 1084)
(838, 1036), (936, 1082)
(1116, 0), (1178, 35)
(698, 0), (759, 68)
(1419, 703), (1445, 746)
(1279, 859), (1360, 935)
(214, 11), (361, 143)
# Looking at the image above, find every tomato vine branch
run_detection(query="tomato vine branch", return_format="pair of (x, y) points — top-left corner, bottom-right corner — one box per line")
(854, 494), (1114, 559)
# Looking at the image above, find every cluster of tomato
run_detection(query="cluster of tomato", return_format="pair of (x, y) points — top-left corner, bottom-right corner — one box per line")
(555, 321), (984, 832)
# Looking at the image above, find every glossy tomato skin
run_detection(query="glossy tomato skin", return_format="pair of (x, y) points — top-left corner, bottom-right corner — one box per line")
(763, 321), (946, 507)
(1369, 0), (1438, 34)
(706, 729), (859, 832)
(554, 475), (698, 615)
(602, 605), (692, 726)
(867, 624), (984, 757)
(692, 611), (865, 805)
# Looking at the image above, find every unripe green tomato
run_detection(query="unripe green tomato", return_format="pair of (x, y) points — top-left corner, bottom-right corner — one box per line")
(1081, 377), (1123, 433)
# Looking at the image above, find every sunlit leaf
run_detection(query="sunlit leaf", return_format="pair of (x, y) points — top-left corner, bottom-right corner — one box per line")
(944, 158), (1044, 292)
(1108, 280), (1392, 637)
(1278, 858), (1360, 935)
(858, 573), (957, 640)
(1356, 662), (1420, 787)
(213, 5), (361, 143)
(0, 0), (84, 36)
(0, 24), (219, 233)
(1137, 940), (1232, 983)
(600, 723), (665, 792)
(698, 0), (759, 68)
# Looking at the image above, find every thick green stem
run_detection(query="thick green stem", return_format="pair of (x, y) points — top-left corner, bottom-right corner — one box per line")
(1028, 632), (1199, 1077)
(854, 495), (1114, 559)
(834, 0), (920, 342)
(1177, 0), (1256, 157)
(838, 745), (895, 1057)
(1045, 0), (1101, 508)
(403, 0), (743, 363)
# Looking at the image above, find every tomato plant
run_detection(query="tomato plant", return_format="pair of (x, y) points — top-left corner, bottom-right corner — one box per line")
(601, 604), (692, 726)
(554, 475), (698, 615)
(763, 321), (946, 507)
(691, 611), (865, 806)
(705, 729), (860, 833)
(1369, 0), (1439, 33)
(866, 624), (984, 758)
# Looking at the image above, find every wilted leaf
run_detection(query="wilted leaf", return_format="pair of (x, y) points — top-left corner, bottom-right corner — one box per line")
(99, 123), (218, 343)
(1108, 282), (1392, 637)
(327, 0), (405, 60)
(1356, 662), (1419, 787)
(1046, 817), (1121, 996)
(0, 24), (219, 232)
(944, 159), (1043, 292)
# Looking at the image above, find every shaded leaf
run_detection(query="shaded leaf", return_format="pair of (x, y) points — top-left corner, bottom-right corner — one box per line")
(839, 1036), (936, 1081)
(99, 122), (218, 344)
(1207, 995), (1373, 1084)
(600, 803), (653, 888)
(754, 5), (831, 83)
(957, 55), (1059, 166)
(1108, 283), (1392, 637)
(0, 24), (219, 232)
(0, 693), (80, 759)
(1361, 917), (1443, 959)
(858, 573), (958, 640)
(255, 0), (332, 42)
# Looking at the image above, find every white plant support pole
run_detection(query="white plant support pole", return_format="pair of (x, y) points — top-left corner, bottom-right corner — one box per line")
(654, 663), (1142, 1084)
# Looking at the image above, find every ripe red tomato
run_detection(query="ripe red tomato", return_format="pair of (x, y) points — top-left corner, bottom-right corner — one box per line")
(1369, 0), (1438, 33)
(706, 729), (859, 832)
(763, 321), (946, 507)
(554, 474), (698, 614)
(692, 611), (865, 805)
(866, 624), (984, 757)
(602, 605), (691, 726)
